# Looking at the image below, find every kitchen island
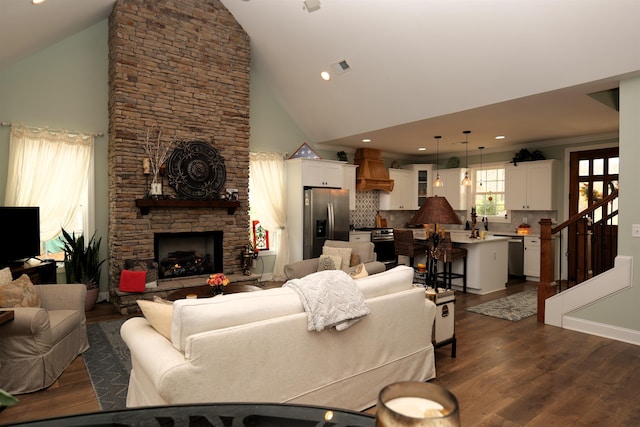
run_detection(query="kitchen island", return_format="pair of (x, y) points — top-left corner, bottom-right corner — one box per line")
(411, 229), (509, 295)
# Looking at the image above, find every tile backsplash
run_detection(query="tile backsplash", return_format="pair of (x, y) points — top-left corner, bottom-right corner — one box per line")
(350, 190), (556, 235)
(350, 191), (380, 228)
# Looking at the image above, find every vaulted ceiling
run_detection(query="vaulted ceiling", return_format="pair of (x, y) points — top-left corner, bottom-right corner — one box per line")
(2, 0), (639, 157)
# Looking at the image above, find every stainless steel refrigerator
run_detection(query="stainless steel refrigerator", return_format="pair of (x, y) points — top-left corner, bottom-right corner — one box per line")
(303, 188), (350, 259)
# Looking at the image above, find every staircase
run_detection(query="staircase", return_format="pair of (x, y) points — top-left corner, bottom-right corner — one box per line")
(537, 188), (618, 322)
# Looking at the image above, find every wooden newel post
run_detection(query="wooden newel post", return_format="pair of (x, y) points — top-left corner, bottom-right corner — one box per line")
(538, 218), (555, 322)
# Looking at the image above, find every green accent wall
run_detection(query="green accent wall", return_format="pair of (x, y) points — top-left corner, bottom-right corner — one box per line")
(0, 20), (109, 290)
(569, 76), (640, 329)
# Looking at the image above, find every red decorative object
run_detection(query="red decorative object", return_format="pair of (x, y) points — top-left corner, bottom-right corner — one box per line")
(252, 220), (269, 251)
(118, 270), (147, 292)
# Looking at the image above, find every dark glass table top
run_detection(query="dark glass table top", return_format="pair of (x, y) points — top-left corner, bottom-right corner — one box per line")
(6, 403), (375, 427)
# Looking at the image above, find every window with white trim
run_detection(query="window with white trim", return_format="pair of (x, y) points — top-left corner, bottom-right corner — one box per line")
(474, 166), (507, 219)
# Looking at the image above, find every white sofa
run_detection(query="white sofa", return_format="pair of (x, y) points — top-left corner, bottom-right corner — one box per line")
(120, 265), (436, 411)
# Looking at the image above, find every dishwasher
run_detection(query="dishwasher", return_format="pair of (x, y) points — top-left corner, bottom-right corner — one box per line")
(496, 234), (524, 277)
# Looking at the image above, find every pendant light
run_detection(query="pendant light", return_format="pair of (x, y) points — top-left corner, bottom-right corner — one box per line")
(433, 135), (443, 187)
(461, 130), (472, 186)
(478, 146), (484, 187)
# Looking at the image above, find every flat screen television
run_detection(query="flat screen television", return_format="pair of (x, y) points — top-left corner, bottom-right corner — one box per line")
(0, 206), (41, 268)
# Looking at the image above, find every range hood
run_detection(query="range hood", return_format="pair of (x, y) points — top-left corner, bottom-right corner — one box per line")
(354, 148), (394, 192)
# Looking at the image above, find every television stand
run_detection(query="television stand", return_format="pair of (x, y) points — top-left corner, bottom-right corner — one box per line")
(9, 259), (57, 284)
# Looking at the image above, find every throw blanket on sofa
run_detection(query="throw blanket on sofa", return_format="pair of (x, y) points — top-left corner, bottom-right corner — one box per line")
(284, 270), (370, 332)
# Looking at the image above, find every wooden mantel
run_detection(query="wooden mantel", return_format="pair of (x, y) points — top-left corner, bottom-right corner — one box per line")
(135, 199), (241, 215)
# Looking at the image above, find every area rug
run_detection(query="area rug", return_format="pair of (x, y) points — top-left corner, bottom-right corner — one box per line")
(465, 289), (537, 321)
(84, 319), (130, 410)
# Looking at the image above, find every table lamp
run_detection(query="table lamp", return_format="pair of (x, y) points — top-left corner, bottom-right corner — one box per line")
(409, 196), (461, 290)
(409, 195), (461, 237)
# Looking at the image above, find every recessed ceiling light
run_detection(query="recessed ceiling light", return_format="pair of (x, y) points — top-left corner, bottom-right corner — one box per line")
(418, 147), (427, 151)
(32, 0), (46, 4)
(495, 135), (506, 140)
(320, 71), (331, 81)
(362, 138), (371, 143)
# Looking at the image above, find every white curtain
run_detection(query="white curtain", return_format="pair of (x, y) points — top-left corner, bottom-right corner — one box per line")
(249, 152), (289, 281)
(5, 124), (94, 242)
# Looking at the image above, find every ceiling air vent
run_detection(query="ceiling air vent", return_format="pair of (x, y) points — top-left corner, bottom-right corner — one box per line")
(331, 59), (351, 75)
(303, 0), (321, 13)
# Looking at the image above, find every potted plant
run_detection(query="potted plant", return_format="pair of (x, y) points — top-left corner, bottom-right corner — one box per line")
(61, 228), (106, 311)
(0, 389), (18, 413)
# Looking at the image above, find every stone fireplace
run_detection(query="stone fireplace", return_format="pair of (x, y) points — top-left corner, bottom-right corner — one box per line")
(107, 0), (251, 313)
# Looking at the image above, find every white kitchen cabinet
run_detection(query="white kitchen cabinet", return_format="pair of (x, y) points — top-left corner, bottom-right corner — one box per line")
(288, 158), (344, 188)
(349, 231), (371, 242)
(402, 164), (434, 208)
(523, 236), (540, 279)
(343, 164), (358, 210)
(505, 160), (557, 211)
(379, 168), (417, 210)
(431, 168), (468, 211)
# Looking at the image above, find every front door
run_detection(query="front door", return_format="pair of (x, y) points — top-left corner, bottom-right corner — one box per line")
(568, 147), (619, 281)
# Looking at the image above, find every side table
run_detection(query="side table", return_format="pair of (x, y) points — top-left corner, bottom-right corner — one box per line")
(426, 289), (457, 358)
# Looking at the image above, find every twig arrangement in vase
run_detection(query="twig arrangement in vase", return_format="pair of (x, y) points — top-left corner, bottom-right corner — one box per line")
(140, 125), (179, 198)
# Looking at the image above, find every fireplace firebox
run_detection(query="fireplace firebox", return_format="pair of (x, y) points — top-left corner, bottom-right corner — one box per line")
(154, 231), (223, 279)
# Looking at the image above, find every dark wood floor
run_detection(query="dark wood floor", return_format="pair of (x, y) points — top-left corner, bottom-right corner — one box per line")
(2, 279), (640, 426)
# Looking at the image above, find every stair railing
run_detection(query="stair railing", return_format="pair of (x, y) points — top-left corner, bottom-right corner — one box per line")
(537, 188), (618, 322)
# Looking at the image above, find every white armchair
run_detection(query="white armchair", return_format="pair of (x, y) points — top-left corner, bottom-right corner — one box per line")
(0, 284), (89, 394)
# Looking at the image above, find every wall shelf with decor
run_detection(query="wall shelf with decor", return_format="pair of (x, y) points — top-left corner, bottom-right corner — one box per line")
(135, 199), (241, 215)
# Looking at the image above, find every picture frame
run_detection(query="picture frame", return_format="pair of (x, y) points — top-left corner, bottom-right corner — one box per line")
(288, 142), (321, 160)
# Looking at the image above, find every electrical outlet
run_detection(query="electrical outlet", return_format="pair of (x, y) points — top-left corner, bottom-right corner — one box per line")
(632, 224), (640, 238)
(523, 217), (528, 224)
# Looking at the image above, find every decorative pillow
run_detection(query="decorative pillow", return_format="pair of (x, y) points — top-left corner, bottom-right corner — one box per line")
(0, 267), (12, 285)
(322, 246), (352, 271)
(317, 254), (342, 272)
(125, 259), (159, 289)
(350, 253), (361, 267)
(349, 263), (369, 279)
(0, 274), (41, 308)
(153, 295), (174, 305)
(118, 270), (147, 293)
(137, 299), (173, 340)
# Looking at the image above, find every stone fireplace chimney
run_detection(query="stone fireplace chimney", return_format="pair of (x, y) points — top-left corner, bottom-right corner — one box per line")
(107, 0), (250, 311)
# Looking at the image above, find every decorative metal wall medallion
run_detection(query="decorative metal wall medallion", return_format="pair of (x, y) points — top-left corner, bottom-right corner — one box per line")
(167, 140), (226, 199)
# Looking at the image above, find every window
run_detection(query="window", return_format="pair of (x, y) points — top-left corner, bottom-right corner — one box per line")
(5, 124), (94, 261)
(474, 166), (507, 218)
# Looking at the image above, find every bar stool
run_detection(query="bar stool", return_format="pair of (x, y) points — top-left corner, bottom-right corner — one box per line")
(432, 236), (467, 293)
(393, 229), (428, 268)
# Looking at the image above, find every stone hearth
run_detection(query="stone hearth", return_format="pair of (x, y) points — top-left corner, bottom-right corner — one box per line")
(107, 0), (251, 313)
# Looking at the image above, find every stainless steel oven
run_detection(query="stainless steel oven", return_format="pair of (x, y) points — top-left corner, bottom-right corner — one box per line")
(370, 228), (396, 269)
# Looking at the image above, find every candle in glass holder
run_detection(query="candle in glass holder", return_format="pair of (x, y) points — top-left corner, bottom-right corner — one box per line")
(385, 397), (445, 418)
(376, 381), (460, 426)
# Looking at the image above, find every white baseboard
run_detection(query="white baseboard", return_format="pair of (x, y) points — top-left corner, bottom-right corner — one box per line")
(562, 316), (640, 346)
(545, 256), (636, 346)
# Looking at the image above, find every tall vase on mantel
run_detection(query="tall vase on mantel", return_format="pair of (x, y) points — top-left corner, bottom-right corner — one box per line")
(149, 174), (162, 198)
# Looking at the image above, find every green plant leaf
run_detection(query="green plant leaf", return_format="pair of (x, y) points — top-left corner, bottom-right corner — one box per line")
(0, 389), (18, 408)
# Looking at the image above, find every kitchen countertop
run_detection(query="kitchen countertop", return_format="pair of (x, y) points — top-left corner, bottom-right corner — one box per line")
(489, 231), (540, 238)
(410, 229), (510, 244)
